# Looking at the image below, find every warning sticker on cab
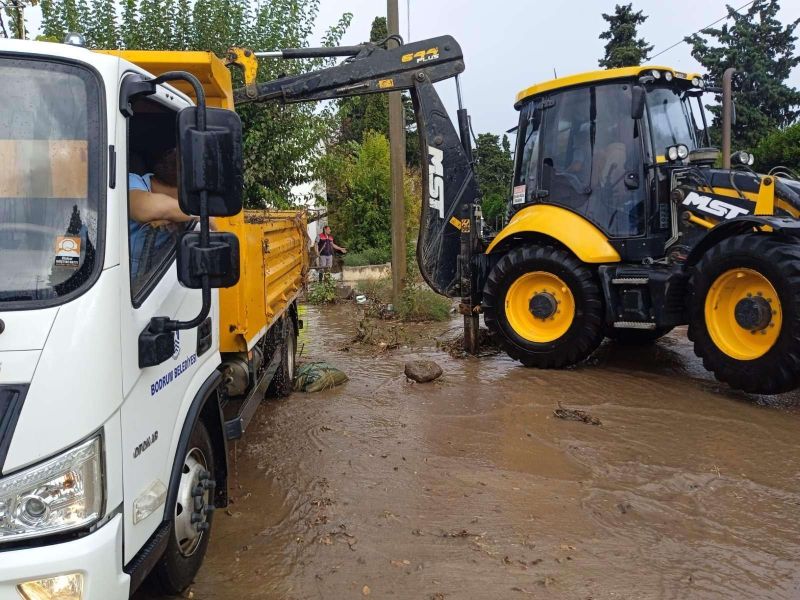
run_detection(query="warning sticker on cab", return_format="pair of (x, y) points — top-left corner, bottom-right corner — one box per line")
(55, 236), (81, 267)
(512, 185), (526, 205)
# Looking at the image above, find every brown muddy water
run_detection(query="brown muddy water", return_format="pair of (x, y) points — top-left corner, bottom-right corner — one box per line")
(139, 303), (800, 600)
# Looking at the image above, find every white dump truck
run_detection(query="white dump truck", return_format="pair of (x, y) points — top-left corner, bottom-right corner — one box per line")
(0, 39), (308, 598)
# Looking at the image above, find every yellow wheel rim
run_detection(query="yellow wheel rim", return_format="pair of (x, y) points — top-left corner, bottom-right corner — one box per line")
(705, 268), (782, 360)
(505, 271), (575, 343)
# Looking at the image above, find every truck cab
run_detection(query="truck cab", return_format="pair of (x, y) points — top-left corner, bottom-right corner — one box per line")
(0, 38), (304, 598)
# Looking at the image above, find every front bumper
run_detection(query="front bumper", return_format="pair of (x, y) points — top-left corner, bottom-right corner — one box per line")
(0, 515), (129, 599)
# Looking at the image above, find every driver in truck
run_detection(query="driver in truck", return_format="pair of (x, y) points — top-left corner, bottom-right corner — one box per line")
(128, 148), (193, 278)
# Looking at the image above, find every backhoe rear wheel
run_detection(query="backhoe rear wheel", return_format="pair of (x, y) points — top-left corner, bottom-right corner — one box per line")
(688, 234), (800, 394)
(483, 244), (604, 368)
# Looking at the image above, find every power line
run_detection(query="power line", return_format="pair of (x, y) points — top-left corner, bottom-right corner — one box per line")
(647, 0), (756, 61)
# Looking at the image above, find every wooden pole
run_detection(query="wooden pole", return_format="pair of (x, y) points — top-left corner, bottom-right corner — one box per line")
(387, 0), (406, 307)
(14, 0), (25, 39)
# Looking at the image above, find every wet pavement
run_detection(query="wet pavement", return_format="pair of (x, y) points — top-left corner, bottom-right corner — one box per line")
(140, 303), (800, 600)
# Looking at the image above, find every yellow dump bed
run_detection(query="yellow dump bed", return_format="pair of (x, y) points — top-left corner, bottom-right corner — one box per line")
(217, 210), (309, 353)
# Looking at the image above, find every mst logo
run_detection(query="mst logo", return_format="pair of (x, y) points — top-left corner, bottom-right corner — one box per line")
(682, 191), (750, 220)
(428, 146), (444, 218)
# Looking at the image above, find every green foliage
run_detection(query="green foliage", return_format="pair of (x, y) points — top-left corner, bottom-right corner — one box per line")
(343, 247), (391, 267)
(307, 273), (337, 304)
(398, 286), (451, 322)
(598, 3), (653, 68)
(334, 15), (419, 167)
(685, 0), (800, 151)
(2, 0), (37, 39)
(38, 0), (352, 209)
(320, 131), (392, 254)
(474, 133), (513, 229)
(356, 277), (392, 303)
(753, 122), (800, 174)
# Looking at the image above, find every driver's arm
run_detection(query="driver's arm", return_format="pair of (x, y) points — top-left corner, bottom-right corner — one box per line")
(129, 189), (193, 224)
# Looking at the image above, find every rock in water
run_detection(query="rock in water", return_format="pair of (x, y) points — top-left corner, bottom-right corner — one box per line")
(404, 360), (443, 383)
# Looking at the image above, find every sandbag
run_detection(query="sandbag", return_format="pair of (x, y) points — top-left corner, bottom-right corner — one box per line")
(294, 362), (348, 393)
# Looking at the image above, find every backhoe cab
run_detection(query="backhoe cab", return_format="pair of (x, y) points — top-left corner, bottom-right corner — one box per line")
(482, 65), (800, 394)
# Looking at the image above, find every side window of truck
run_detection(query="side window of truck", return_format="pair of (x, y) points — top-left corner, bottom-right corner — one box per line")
(126, 95), (191, 304)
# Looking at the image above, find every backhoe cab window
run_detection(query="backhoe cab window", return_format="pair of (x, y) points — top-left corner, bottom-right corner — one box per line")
(514, 83), (645, 238)
(0, 58), (101, 306)
(646, 86), (699, 153)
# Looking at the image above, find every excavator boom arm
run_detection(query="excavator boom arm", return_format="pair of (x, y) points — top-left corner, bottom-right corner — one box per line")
(232, 36), (480, 298)
(232, 36), (464, 104)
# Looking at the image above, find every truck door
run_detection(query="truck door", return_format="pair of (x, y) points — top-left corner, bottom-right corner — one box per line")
(117, 83), (210, 563)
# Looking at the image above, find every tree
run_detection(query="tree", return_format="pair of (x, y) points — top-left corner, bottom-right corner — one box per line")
(598, 3), (653, 69)
(686, 0), (800, 151)
(327, 132), (392, 253)
(474, 133), (513, 229)
(335, 16), (419, 166)
(753, 122), (800, 174)
(37, 0), (352, 208)
(2, 0), (37, 39)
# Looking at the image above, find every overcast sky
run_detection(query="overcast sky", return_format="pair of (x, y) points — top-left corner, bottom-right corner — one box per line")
(312, 0), (800, 138)
(23, 0), (800, 139)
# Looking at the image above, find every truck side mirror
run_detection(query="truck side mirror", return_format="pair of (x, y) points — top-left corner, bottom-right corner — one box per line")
(177, 231), (240, 289)
(631, 86), (645, 120)
(177, 106), (244, 217)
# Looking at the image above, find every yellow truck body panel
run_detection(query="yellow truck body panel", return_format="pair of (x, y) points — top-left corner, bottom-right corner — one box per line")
(216, 211), (309, 353)
(97, 49), (235, 109)
(97, 49), (310, 353)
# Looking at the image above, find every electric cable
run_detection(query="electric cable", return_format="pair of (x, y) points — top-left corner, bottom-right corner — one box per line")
(647, 0), (756, 61)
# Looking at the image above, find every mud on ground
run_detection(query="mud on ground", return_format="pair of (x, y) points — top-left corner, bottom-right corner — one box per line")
(141, 303), (800, 600)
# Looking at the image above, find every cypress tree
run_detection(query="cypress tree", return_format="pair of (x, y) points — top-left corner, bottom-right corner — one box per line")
(598, 3), (653, 68)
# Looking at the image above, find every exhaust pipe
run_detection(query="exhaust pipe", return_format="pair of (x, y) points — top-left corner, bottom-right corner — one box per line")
(722, 67), (736, 169)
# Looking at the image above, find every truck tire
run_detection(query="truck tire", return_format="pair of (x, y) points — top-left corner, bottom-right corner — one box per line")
(483, 244), (605, 368)
(152, 419), (216, 594)
(268, 318), (297, 398)
(607, 327), (673, 345)
(688, 234), (800, 394)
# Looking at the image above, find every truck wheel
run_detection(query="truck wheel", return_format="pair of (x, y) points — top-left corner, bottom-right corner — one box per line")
(607, 327), (673, 345)
(152, 420), (216, 594)
(688, 234), (800, 394)
(483, 244), (605, 368)
(268, 318), (297, 398)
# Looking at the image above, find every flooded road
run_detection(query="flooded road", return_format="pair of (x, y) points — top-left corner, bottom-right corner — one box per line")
(143, 303), (800, 599)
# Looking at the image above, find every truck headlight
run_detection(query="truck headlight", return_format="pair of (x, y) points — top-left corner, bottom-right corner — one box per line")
(0, 436), (103, 543)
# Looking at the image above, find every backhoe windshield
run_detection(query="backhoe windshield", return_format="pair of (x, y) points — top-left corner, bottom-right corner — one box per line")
(646, 86), (707, 153)
(0, 58), (102, 307)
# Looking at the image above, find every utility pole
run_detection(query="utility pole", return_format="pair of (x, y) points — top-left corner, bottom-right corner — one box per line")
(13, 0), (25, 39)
(387, 0), (406, 307)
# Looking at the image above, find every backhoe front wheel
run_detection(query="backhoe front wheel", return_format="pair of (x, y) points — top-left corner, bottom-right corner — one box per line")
(689, 234), (800, 394)
(483, 245), (604, 368)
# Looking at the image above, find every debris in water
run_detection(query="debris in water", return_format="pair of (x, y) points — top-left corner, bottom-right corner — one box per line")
(436, 327), (499, 359)
(293, 362), (348, 392)
(553, 402), (602, 426)
(404, 360), (443, 383)
(362, 584), (371, 596)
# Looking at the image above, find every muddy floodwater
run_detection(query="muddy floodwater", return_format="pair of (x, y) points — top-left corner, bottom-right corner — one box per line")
(140, 303), (800, 600)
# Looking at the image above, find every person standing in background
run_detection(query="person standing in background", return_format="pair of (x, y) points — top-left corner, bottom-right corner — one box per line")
(315, 224), (347, 281)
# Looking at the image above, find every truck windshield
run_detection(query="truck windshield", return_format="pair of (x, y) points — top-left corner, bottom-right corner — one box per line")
(0, 58), (102, 307)
(646, 86), (699, 154)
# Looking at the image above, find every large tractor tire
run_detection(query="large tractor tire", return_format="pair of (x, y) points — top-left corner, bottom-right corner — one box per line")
(607, 327), (673, 345)
(688, 234), (800, 394)
(483, 244), (605, 368)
